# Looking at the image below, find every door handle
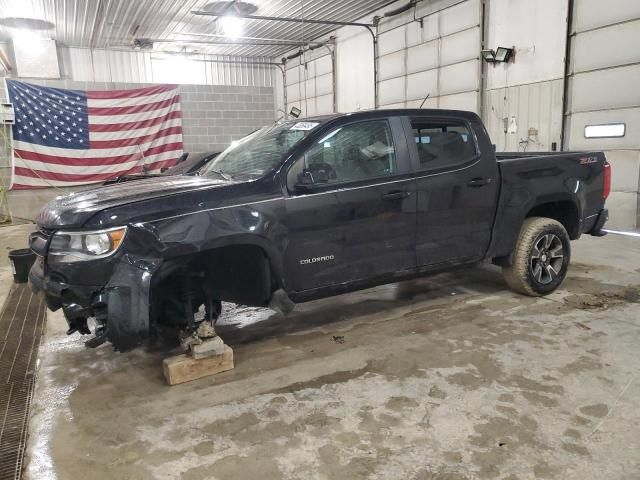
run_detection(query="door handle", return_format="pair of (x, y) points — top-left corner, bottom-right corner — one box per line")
(383, 191), (411, 200)
(467, 177), (492, 187)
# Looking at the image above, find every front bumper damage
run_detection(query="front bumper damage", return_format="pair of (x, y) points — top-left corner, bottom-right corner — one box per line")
(29, 255), (160, 351)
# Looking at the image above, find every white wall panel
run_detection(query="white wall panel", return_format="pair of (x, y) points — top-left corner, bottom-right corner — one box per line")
(376, 0), (480, 111)
(315, 55), (333, 76)
(407, 70), (438, 102)
(440, 28), (479, 65)
(573, 0), (640, 32)
(568, 107), (640, 151)
(378, 50), (406, 81)
(438, 91), (479, 111)
(336, 25), (375, 112)
(439, 60), (479, 95)
(439, 0), (480, 35)
(316, 94), (334, 115)
(316, 73), (334, 97)
(378, 76), (406, 106)
(285, 53), (335, 117)
(286, 84), (301, 103)
(378, 27), (406, 56)
(485, 0), (567, 89)
(571, 65), (640, 113)
(567, 0), (640, 228)
(406, 42), (439, 74)
(573, 20), (640, 73)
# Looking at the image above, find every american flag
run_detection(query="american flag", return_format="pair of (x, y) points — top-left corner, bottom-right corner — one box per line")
(6, 80), (184, 189)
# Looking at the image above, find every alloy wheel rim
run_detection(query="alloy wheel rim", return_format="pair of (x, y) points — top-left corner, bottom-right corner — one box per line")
(530, 233), (564, 285)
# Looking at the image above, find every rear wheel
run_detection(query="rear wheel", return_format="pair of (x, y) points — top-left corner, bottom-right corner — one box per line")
(502, 217), (571, 296)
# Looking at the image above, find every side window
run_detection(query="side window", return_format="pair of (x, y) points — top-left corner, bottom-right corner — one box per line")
(411, 118), (477, 171)
(299, 120), (397, 186)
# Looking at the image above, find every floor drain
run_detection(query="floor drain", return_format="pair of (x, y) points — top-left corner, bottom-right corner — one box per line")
(0, 284), (47, 480)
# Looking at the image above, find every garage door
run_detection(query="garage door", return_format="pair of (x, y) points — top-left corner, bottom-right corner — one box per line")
(376, 0), (481, 112)
(565, 0), (640, 228)
(285, 49), (335, 117)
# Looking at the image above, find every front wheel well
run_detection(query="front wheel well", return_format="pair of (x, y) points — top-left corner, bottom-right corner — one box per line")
(525, 201), (580, 239)
(151, 244), (276, 329)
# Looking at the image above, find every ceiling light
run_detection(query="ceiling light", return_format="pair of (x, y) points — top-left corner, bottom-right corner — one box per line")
(220, 16), (244, 38)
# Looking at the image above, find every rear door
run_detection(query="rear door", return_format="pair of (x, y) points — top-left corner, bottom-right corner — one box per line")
(283, 117), (416, 292)
(407, 115), (499, 267)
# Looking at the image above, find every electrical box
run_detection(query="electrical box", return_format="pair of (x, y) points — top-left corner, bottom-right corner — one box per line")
(0, 103), (15, 124)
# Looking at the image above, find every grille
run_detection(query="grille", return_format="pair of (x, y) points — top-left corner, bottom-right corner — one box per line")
(0, 284), (47, 480)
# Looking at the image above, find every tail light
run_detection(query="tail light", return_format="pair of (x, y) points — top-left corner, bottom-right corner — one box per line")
(602, 162), (611, 200)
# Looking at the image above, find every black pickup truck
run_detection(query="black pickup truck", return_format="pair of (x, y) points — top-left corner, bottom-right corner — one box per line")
(29, 109), (610, 351)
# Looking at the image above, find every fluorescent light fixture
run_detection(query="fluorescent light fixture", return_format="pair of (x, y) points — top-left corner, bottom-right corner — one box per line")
(220, 16), (244, 38)
(289, 106), (301, 118)
(481, 49), (496, 62)
(584, 123), (625, 138)
(495, 47), (513, 62)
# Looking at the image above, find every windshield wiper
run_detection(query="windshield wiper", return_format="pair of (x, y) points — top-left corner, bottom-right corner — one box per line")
(209, 169), (232, 181)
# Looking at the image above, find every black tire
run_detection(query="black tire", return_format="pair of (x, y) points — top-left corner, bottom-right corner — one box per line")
(502, 217), (571, 296)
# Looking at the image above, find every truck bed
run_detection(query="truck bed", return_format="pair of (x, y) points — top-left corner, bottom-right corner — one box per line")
(489, 150), (608, 259)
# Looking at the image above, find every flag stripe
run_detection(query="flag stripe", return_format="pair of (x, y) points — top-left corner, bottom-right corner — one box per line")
(15, 150), (181, 171)
(14, 134), (184, 156)
(14, 142), (183, 166)
(90, 118), (183, 140)
(14, 157), (179, 182)
(90, 126), (182, 149)
(88, 88), (180, 108)
(88, 103), (181, 125)
(88, 110), (183, 133)
(85, 84), (178, 100)
(88, 95), (180, 116)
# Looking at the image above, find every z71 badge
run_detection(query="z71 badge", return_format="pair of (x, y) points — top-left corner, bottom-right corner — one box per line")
(579, 156), (598, 165)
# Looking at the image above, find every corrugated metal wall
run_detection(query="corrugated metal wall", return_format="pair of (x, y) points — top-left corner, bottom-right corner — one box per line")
(285, 47), (335, 117)
(376, 0), (482, 111)
(565, 0), (640, 228)
(59, 46), (276, 87)
(483, 79), (564, 152)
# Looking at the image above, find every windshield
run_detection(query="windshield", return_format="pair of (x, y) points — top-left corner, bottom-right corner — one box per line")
(201, 121), (320, 179)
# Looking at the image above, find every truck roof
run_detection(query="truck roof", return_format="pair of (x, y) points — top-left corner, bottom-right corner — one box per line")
(303, 108), (481, 123)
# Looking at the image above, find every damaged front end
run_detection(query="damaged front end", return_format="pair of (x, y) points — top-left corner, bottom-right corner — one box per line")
(29, 223), (163, 351)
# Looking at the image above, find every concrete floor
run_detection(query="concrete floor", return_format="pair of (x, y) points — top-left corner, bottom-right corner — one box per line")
(1, 224), (639, 480)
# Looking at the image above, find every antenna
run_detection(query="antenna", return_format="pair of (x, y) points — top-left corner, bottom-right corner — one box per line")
(420, 93), (430, 109)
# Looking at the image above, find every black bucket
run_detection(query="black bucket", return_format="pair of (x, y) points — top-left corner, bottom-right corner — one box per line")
(9, 249), (36, 284)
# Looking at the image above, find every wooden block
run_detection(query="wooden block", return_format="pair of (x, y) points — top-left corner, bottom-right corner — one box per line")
(163, 345), (234, 386)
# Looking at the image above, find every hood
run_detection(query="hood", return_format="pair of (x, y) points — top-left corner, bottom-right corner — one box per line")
(37, 176), (232, 229)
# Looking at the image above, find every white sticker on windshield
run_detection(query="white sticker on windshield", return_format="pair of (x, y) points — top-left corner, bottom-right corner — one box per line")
(290, 122), (319, 131)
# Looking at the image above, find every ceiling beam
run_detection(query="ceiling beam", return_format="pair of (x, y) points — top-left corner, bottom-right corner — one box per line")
(191, 11), (374, 28)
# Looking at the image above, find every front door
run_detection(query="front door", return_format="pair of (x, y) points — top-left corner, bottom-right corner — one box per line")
(283, 117), (416, 292)
(408, 115), (499, 267)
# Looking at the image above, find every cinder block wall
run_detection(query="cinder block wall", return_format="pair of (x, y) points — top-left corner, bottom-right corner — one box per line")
(1, 80), (275, 222)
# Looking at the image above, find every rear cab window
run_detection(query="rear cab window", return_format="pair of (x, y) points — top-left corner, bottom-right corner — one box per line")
(410, 117), (478, 172)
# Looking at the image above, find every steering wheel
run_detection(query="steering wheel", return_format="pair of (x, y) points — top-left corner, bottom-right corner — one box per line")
(307, 162), (337, 182)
